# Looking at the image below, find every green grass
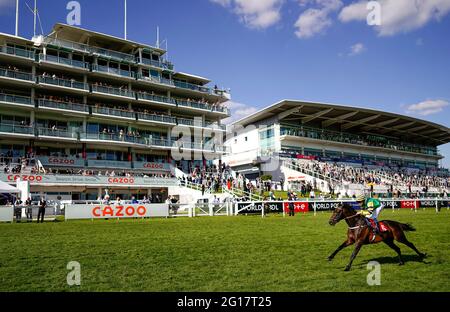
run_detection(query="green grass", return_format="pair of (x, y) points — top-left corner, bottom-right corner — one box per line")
(0, 209), (449, 292)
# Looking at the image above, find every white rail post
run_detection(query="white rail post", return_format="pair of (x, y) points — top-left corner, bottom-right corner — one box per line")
(435, 199), (439, 213)
(262, 201), (265, 218)
(414, 200), (417, 213)
(314, 200), (317, 217)
(209, 203), (214, 217)
(282, 201), (286, 218)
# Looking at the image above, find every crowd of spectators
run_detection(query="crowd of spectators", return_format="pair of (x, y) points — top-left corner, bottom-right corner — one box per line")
(282, 126), (437, 156)
(289, 159), (450, 192)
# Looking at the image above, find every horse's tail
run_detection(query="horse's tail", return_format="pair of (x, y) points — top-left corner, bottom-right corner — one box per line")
(400, 223), (416, 232)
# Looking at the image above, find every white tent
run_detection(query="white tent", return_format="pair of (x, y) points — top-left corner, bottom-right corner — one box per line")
(0, 180), (20, 194)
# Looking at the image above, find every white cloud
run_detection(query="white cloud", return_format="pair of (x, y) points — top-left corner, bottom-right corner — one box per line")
(406, 99), (449, 116)
(294, 0), (343, 38)
(348, 42), (366, 55)
(339, 0), (450, 36)
(221, 101), (259, 124)
(210, 0), (284, 29)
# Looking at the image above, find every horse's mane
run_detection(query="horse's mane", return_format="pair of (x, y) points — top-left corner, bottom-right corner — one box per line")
(341, 202), (357, 214)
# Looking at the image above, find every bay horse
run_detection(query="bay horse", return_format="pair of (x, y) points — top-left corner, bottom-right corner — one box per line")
(328, 203), (426, 271)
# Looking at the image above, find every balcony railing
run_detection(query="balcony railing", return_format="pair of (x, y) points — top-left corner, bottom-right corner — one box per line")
(137, 113), (176, 124)
(38, 76), (89, 91)
(176, 99), (225, 113)
(136, 92), (176, 105)
(43, 37), (136, 63)
(39, 54), (89, 70)
(0, 67), (34, 82)
(136, 91), (228, 114)
(83, 132), (148, 145)
(0, 45), (35, 59)
(38, 128), (79, 139)
(0, 93), (33, 106)
(140, 58), (174, 71)
(280, 126), (439, 157)
(91, 47), (136, 63)
(0, 124), (34, 135)
(92, 64), (135, 79)
(38, 99), (89, 113)
(92, 106), (135, 119)
(173, 80), (211, 94)
(91, 85), (136, 98)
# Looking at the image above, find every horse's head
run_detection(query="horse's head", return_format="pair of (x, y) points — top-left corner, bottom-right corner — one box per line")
(328, 203), (347, 226)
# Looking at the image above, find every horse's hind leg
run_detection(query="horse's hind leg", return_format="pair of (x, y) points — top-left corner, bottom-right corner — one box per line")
(328, 240), (353, 261)
(383, 239), (404, 265)
(398, 237), (427, 259)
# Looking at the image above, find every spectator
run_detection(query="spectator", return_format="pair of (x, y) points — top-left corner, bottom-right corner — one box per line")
(37, 197), (47, 223)
(25, 197), (33, 222)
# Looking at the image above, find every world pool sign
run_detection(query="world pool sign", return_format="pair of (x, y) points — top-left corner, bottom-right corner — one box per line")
(0, 173), (179, 187)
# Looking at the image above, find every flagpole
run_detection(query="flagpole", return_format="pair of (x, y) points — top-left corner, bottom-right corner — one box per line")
(15, 0), (19, 36)
(33, 0), (37, 37)
(124, 0), (127, 40)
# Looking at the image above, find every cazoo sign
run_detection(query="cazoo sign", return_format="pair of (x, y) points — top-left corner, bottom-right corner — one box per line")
(65, 204), (169, 220)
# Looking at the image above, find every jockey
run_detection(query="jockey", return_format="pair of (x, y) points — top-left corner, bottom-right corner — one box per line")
(356, 194), (384, 234)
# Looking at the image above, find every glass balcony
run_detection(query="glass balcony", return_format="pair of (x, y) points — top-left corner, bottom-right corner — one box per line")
(83, 132), (148, 145)
(39, 54), (89, 70)
(0, 67), (34, 82)
(173, 80), (211, 94)
(38, 128), (79, 139)
(205, 122), (226, 131)
(137, 113), (176, 124)
(43, 37), (136, 63)
(137, 74), (174, 86)
(43, 37), (91, 54)
(0, 123), (33, 135)
(0, 45), (35, 60)
(171, 98), (228, 114)
(91, 85), (136, 98)
(38, 99), (89, 113)
(177, 118), (195, 127)
(140, 58), (174, 71)
(280, 125), (439, 157)
(136, 92), (176, 105)
(38, 76), (89, 91)
(92, 64), (136, 79)
(0, 93), (33, 106)
(92, 106), (135, 119)
(90, 47), (136, 63)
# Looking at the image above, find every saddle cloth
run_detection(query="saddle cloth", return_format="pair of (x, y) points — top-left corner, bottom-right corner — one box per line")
(368, 219), (388, 232)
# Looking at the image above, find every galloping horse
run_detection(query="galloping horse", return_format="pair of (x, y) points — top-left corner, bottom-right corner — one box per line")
(328, 203), (426, 271)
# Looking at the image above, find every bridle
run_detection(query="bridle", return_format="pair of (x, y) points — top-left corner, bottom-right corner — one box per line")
(331, 205), (366, 230)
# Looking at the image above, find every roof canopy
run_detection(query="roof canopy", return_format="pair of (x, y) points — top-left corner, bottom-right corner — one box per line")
(0, 180), (20, 194)
(233, 100), (450, 146)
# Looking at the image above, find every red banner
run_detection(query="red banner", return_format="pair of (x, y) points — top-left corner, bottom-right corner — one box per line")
(296, 155), (316, 160)
(283, 202), (309, 213)
(400, 200), (417, 209)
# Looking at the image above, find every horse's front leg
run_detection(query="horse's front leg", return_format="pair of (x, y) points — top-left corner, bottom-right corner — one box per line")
(344, 242), (363, 271)
(328, 240), (353, 261)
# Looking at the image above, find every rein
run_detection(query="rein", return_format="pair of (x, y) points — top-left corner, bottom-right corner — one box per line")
(344, 214), (359, 220)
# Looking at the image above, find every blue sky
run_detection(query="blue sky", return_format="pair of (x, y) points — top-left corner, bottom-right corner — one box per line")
(0, 0), (449, 167)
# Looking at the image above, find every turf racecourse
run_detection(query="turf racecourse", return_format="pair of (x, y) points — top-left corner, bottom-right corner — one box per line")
(0, 209), (448, 292)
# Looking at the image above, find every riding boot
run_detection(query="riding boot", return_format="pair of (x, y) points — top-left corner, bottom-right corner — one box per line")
(373, 220), (379, 235)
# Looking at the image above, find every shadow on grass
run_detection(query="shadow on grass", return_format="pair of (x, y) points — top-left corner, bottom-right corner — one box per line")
(352, 254), (432, 268)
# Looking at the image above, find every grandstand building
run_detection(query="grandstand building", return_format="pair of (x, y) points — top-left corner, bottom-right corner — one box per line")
(223, 100), (450, 195)
(0, 23), (230, 202)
